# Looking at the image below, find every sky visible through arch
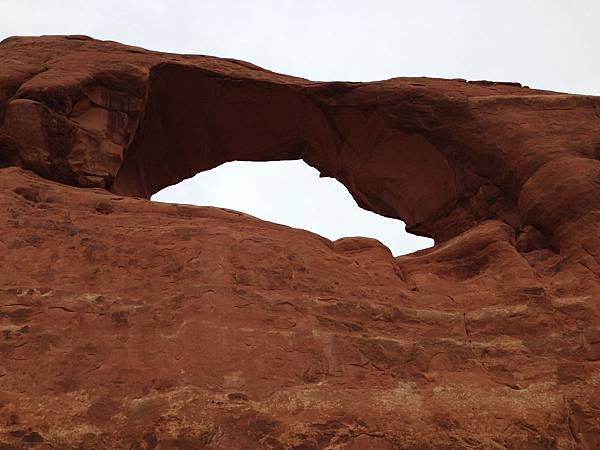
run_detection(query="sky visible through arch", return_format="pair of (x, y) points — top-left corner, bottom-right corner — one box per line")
(3, 1), (599, 255)
(151, 161), (434, 256)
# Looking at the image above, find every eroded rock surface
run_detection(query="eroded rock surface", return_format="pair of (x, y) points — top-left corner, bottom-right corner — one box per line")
(0, 35), (599, 449)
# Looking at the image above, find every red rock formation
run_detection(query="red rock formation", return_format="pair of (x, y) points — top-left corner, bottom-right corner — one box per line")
(0, 35), (599, 449)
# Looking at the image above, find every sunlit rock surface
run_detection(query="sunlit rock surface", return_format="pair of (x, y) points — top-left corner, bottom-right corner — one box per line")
(0, 35), (599, 449)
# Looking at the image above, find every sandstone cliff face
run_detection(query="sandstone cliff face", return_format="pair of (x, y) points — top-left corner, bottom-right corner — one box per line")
(0, 36), (599, 449)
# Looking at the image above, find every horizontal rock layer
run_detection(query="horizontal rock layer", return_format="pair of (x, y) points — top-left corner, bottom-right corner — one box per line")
(0, 36), (599, 449)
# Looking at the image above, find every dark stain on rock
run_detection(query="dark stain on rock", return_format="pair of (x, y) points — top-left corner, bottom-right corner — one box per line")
(111, 311), (129, 327)
(13, 186), (42, 203)
(521, 287), (545, 296)
(0, 307), (33, 322)
(228, 392), (249, 401)
(65, 223), (80, 236)
(10, 429), (44, 443)
(23, 431), (44, 443)
(95, 201), (114, 214)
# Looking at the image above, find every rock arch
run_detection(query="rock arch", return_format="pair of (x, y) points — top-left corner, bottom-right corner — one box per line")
(1, 35), (599, 253)
(112, 62), (459, 241)
(1, 35), (600, 449)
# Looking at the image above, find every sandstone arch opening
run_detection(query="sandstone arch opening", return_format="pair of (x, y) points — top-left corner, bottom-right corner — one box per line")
(151, 160), (434, 256)
(111, 62), (463, 243)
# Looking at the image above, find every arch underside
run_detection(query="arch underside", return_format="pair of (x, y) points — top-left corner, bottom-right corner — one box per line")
(112, 63), (461, 241)
(112, 62), (520, 243)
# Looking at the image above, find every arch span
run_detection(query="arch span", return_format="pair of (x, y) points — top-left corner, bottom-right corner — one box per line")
(112, 62), (460, 241)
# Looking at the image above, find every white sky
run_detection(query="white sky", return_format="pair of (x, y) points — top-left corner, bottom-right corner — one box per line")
(152, 161), (435, 255)
(3, 1), (599, 255)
